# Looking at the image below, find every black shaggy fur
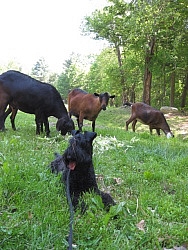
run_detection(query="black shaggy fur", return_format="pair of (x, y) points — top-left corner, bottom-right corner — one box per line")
(51, 130), (115, 212)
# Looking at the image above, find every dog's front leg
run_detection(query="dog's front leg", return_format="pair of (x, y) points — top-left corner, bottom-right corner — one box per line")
(99, 191), (116, 210)
(71, 193), (87, 214)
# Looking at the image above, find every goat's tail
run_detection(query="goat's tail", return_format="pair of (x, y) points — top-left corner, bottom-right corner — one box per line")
(123, 101), (132, 107)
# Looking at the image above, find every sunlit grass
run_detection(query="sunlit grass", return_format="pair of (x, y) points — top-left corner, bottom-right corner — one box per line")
(0, 108), (188, 249)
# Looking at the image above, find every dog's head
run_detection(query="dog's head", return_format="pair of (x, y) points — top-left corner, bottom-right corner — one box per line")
(63, 130), (97, 170)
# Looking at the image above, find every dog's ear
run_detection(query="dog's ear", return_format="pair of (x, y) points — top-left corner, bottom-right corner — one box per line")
(71, 130), (80, 136)
(84, 131), (97, 142)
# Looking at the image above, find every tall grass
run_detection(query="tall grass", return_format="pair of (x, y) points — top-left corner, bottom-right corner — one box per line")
(0, 107), (188, 249)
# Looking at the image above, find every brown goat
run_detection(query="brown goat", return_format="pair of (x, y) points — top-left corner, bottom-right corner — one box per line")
(124, 102), (174, 138)
(68, 88), (115, 131)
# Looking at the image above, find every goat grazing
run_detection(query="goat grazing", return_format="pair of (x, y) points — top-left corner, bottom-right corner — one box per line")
(68, 88), (115, 131)
(0, 70), (74, 136)
(124, 102), (174, 138)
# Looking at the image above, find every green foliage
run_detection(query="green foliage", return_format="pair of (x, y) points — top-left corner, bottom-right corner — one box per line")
(48, 72), (59, 86)
(86, 48), (121, 99)
(56, 54), (87, 100)
(56, 71), (71, 101)
(0, 109), (187, 249)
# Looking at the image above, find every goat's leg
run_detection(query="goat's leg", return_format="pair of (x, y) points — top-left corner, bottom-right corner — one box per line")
(78, 114), (84, 131)
(76, 118), (80, 131)
(35, 116), (41, 135)
(45, 123), (50, 137)
(3, 106), (17, 131)
(126, 115), (136, 131)
(149, 127), (152, 135)
(92, 120), (95, 132)
(156, 128), (160, 136)
(10, 108), (17, 131)
(4, 106), (12, 121)
(44, 118), (50, 137)
(132, 119), (137, 132)
(149, 126), (160, 135)
(149, 126), (153, 135)
(0, 104), (8, 131)
(0, 113), (5, 131)
(40, 122), (44, 133)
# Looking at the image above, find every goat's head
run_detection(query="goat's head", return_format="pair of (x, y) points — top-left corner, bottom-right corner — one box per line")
(166, 131), (174, 138)
(56, 117), (75, 135)
(94, 92), (115, 110)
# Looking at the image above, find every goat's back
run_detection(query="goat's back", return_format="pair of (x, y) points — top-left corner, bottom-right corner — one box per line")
(131, 102), (168, 125)
(0, 70), (66, 117)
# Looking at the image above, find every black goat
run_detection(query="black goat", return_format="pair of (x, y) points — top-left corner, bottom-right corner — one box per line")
(0, 70), (74, 136)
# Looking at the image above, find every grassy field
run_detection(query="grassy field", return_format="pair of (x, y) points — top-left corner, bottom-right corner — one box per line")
(0, 107), (188, 250)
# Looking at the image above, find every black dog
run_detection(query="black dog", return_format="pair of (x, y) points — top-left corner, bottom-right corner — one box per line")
(51, 130), (115, 212)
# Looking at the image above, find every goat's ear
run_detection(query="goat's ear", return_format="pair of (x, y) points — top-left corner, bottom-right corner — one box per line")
(94, 93), (99, 97)
(110, 95), (115, 98)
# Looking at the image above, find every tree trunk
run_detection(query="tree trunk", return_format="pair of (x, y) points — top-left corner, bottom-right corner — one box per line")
(115, 45), (127, 103)
(170, 70), (175, 107)
(162, 65), (166, 106)
(130, 83), (136, 103)
(143, 37), (155, 105)
(181, 72), (188, 108)
(143, 69), (152, 105)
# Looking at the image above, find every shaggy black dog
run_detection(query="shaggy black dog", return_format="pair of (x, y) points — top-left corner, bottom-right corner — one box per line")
(51, 130), (115, 212)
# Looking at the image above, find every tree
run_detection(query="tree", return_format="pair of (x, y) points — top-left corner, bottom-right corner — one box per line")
(0, 60), (22, 74)
(86, 48), (123, 105)
(181, 73), (188, 108)
(48, 72), (59, 86)
(31, 57), (49, 82)
(56, 54), (87, 101)
(83, 1), (129, 102)
(83, 0), (188, 107)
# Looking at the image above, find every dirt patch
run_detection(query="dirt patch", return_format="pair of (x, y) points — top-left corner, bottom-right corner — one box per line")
(165, 113), (188, 138)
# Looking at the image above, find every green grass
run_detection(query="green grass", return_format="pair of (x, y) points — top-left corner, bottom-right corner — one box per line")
(0, 108), (188, 249)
